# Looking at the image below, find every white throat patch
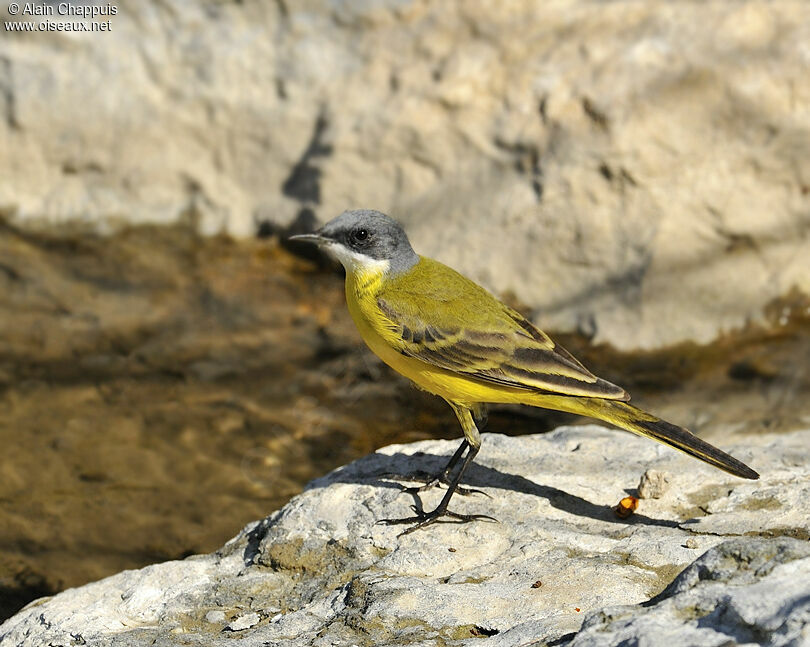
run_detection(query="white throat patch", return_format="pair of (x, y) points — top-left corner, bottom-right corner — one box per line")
(323, 242), (390, 275)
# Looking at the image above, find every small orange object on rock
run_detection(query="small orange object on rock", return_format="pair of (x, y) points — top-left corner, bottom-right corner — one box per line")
(614, 495), (639, 519)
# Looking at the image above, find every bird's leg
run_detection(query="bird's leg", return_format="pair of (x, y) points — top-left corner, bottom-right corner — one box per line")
(380, 439), (489, 496)
(398, 439), (486, 496)
(438, 438), (469, 481)
(378, 404), (490, 496)
(379, 403), (497, 534)
(378, 439), (486, 496)
(378, 438), (465, 483)
(380, 438), (496, 534)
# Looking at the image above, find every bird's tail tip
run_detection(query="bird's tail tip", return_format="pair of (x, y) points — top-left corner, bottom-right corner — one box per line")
(631, 413), (759, 480)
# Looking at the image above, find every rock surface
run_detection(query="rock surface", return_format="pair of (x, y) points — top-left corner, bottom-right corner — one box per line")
(2, 426), (807, 646)
(2, 1), (810, 348)
(568, 538), (810, 647)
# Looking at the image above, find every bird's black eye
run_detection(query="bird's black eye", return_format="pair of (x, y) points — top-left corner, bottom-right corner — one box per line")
(351, 228), (369, 244)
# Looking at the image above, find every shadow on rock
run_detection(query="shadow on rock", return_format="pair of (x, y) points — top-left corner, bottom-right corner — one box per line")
(308, 450), (680, 529)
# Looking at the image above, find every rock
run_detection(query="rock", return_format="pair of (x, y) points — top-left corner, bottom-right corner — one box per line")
(225, 611), (261, 632)
(566, 538), (810, 647)
(637, 469), (671, 499)
(1, 426), (808, 646)
(2, 2), (810, 348)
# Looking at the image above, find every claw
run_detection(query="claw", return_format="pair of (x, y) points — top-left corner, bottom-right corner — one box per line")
(379, 472), (487, 498)
(456, 485), (490, 498)
(379, 507), (498, 536)
(375, 437), (489, 535)
(401, 478), (444, 495)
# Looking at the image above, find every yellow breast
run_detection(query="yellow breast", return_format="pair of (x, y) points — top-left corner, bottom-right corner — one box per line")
(343, 262), (526, 406)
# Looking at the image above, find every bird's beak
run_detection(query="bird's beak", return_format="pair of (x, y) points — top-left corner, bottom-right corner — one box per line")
(288, 232), (330, 245)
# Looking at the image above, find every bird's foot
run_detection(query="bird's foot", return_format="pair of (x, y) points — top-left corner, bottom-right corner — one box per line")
(377, 470), (487, 497)
(378, 504), (497, 536)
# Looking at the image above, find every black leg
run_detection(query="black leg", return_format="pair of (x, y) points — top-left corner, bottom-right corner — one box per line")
(377, 439), (486, 497)
(379, 441), (496, 535)
(440, 439), (469, 479)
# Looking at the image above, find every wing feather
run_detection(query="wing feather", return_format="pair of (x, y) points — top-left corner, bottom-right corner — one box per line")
(374, 273), (629, 401)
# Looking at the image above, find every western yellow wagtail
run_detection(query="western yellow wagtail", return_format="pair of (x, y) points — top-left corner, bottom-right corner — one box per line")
(291, 209), (758, 534)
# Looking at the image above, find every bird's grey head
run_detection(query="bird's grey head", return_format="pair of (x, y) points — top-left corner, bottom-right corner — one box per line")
(290, 209), (418, 275)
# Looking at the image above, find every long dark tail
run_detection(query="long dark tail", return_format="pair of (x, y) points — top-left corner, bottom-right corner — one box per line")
(535, 396), (759, 479)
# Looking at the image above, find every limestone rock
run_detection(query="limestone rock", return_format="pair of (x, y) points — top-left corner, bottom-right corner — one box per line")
(637, 469), (671, 499)
(2, 2), (810, 348)
(1, 426), (808, 646)
(566, 538), (810, 647)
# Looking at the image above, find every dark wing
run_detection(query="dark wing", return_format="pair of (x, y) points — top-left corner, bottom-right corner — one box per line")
(373, 262), (629, 400)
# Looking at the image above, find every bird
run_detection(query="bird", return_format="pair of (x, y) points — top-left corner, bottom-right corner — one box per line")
(290, 209), (759, 534)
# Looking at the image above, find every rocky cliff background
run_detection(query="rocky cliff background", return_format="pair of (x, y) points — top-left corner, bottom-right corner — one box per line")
(3, 1), (809, 348)
(1, 0), (809, 628)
